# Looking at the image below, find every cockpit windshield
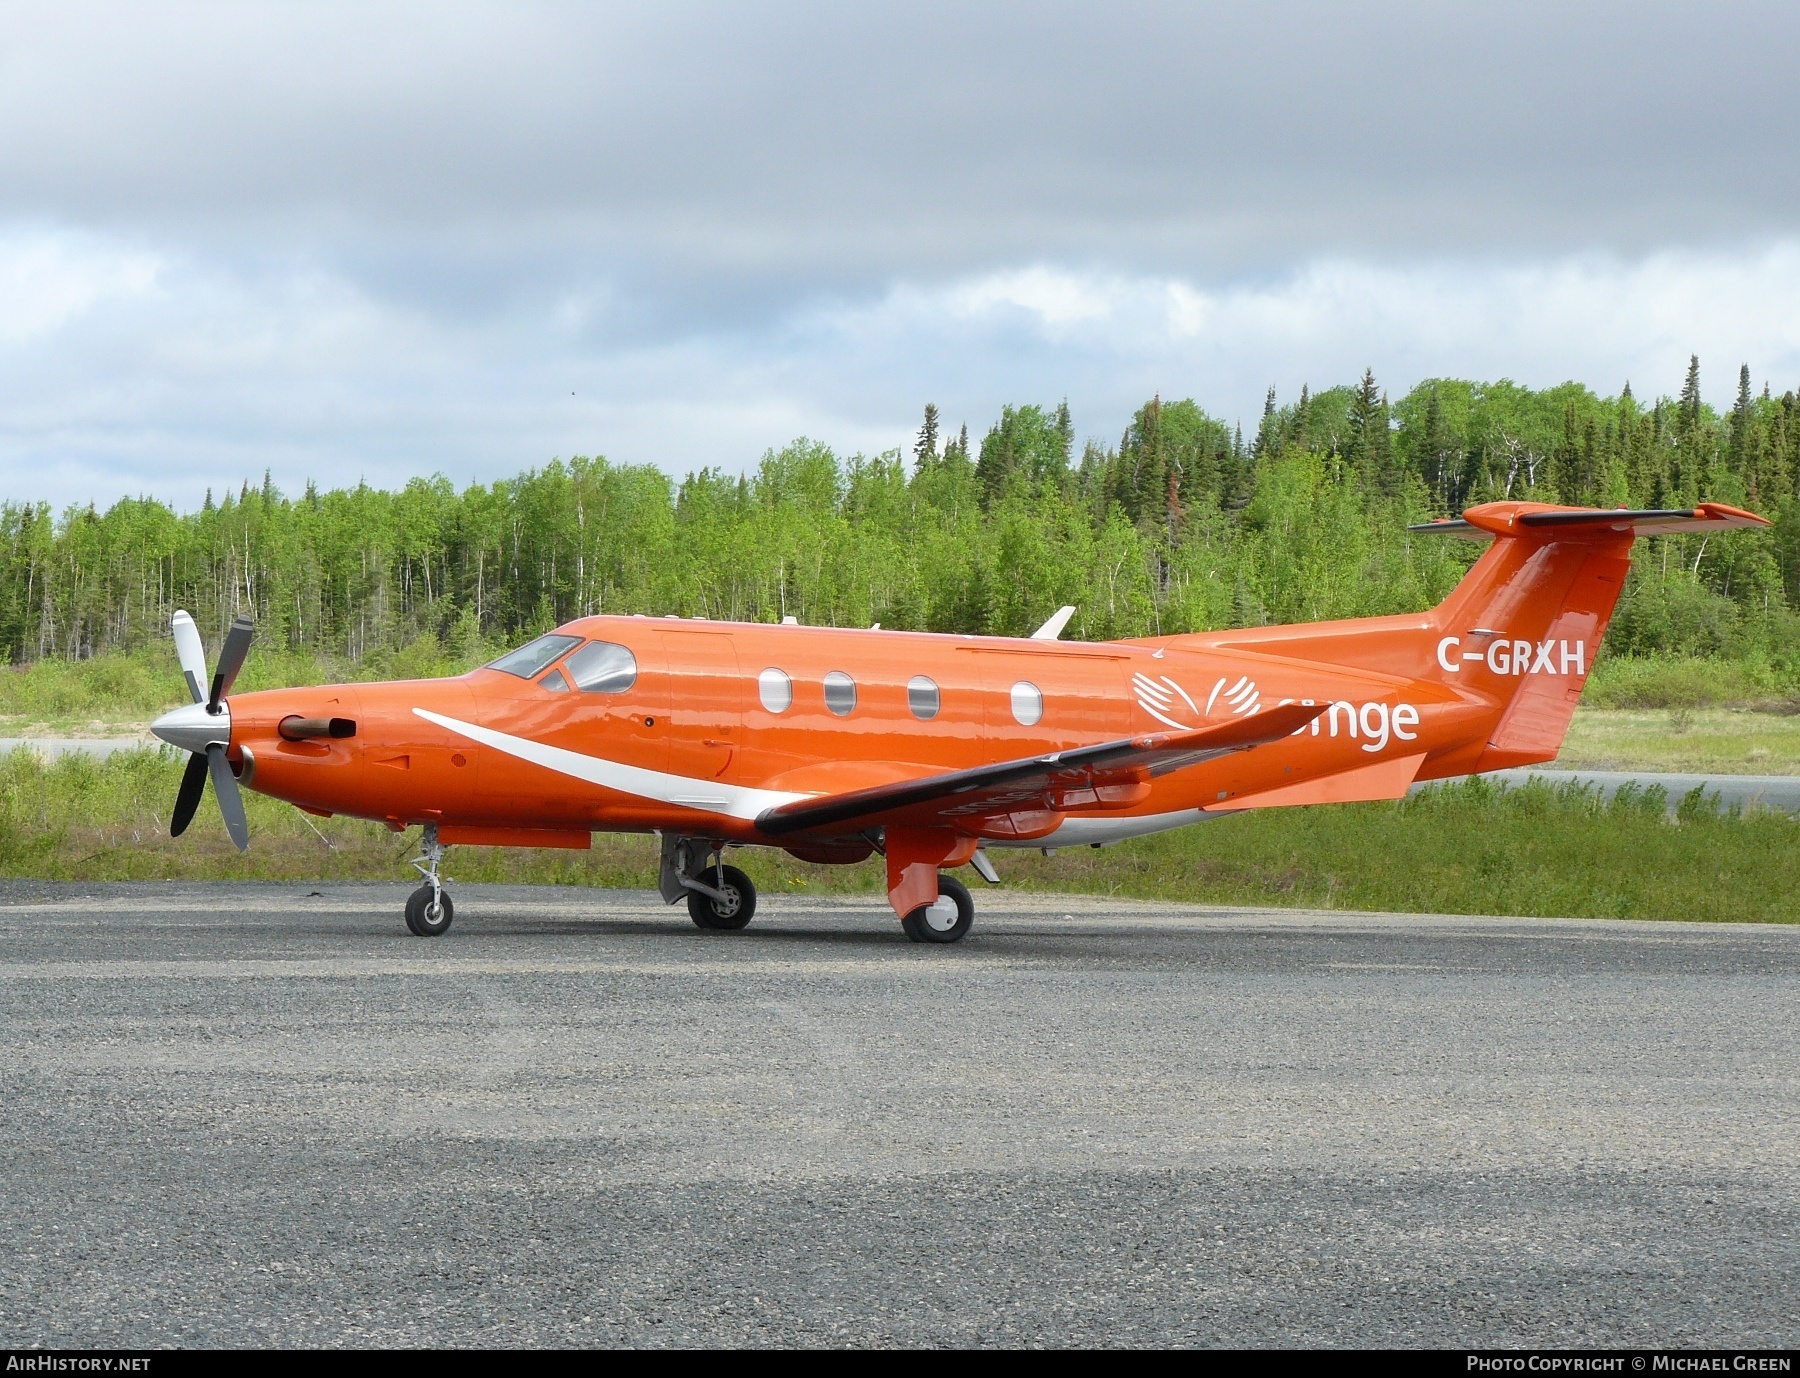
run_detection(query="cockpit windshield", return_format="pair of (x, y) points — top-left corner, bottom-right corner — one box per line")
(486, 633), (580, 679)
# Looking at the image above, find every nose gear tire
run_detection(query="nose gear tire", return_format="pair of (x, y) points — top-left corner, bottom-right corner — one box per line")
(688, 864), (756, 930)
(405, 884), (454, 936)
(902, 873), (973, 943)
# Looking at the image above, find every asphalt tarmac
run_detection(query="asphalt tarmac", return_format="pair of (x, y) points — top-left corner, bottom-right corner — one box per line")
(0, 881), (1795, 1348)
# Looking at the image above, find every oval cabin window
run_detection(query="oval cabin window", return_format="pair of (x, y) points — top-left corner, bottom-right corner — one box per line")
(823, 671), (857, 716)
(758, 668), (793, 714)
(907, 675), (940, 720)
(563, 641), (638, 693)
(1011, 681), (1044, 726)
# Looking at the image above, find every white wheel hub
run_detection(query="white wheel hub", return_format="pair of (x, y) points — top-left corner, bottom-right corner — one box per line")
(924, 894), (959, 932)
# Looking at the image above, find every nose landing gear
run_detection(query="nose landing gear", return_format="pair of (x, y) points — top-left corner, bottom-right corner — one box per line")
(659, 835), (758, 931)
(405, 825), (453, 936)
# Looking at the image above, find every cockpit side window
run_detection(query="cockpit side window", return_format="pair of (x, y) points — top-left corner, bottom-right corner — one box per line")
(487, 633), (581, 679)
(563, 640), (638, 693)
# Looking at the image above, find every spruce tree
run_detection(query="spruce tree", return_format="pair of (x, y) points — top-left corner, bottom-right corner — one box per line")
(1672, 356), (1705, 504)
(1553, 399), (1581, 503)
(1290, 384), (1312, 454)
(1349, 368), (1384, 492)
(914, 403), (940, 467)
(1680, 355), (1703, 431)
(1254, 386), (1277, 457)
(1134, 396), (1168, 525)
(1729, 364), (1754, 497)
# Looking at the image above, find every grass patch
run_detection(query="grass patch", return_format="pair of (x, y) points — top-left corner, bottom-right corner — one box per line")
(1557, 706), (1800, 774)
(1584, 654), (1797, 710)
(2, 749), (1794, 924)
(1000, 776), (1799, 923)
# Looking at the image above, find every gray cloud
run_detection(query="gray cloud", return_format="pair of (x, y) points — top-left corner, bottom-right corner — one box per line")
(4, 2), (1797, 278)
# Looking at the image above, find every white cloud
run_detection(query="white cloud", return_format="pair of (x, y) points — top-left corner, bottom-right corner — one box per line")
(3, 226), (1800, 513)
(823, 248), (1800, 430)
(945, 268), (1125, 330)
(0, 230), (159, 345)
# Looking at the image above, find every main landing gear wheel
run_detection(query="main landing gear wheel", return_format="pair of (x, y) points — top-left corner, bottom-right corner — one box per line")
(902, 873), (973, 944)
(688, 864), (757, 931)
(405, 883), (453, 936)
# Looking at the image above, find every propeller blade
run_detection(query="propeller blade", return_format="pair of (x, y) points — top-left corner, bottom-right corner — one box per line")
(170, 751), (209, 837)
(206, 743), (250, 851)
(172, 611), (208, 706)
(208, 615), (255, 711)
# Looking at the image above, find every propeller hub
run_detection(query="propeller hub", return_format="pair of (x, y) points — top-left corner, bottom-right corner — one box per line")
(151, 701), (231, 755)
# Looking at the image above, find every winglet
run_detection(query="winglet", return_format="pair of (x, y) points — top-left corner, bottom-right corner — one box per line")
(1030, 606), (1076, 640)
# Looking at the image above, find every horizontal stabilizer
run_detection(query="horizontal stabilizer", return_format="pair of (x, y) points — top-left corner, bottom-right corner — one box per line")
(1410, 502), (1769, 541)
(755, 701), (1325, 837)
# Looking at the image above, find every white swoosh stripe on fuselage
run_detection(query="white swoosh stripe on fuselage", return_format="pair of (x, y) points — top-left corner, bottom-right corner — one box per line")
(412, 708), (809, 822)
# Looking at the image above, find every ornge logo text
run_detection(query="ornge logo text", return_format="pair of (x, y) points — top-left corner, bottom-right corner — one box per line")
(1436, 634), (1586, 677)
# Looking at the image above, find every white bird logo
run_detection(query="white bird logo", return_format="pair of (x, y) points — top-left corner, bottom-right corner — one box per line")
(1206, 675), (1260, 717)
(1132, 672), (1202, 729)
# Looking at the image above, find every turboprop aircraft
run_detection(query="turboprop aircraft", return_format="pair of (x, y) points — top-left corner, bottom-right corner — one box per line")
(150, 500), (1766, 942)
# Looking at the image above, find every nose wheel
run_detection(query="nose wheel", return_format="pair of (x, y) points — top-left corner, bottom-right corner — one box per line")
(405, 883), (454, 936)
(404, 825), (454, 936)
(901, 873), (973, 944)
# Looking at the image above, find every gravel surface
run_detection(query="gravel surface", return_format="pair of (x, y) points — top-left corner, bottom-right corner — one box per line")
(0, 881), (1795, 1347)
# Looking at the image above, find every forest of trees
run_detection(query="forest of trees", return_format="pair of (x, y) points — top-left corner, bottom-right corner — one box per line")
(5, 357), (1800, 673)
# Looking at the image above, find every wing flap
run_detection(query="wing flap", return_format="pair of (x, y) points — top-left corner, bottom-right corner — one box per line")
(1212, 751), (1426, 810)
(753, 701), (1325, 838)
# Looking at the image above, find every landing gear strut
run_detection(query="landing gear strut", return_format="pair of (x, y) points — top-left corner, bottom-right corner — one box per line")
(659, 834), (757, 932)
(405, 824), (453, 936)
(901, 873), (973, 944)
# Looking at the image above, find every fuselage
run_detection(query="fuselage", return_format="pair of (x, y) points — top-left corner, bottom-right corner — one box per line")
(223, 614), (1503, 852)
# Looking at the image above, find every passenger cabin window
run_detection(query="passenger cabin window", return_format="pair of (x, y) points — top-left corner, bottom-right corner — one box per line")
(1011, 681), (1044, 726)
(907, 675), (940, 720)
(823, 671), (857, 716)
(758, 668), (792, 713)
(489, 633), (580, 679)
(541, 669), (571, 693)
(563, 640), (638, 693)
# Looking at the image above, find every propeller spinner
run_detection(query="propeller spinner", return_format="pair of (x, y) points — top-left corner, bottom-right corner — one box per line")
(151, 611), (254, 850)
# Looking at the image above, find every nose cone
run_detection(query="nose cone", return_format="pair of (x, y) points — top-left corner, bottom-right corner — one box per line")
(151, 701), (230, 755)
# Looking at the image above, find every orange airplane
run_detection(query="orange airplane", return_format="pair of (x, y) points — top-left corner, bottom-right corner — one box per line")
(150, 501), (1766, 941)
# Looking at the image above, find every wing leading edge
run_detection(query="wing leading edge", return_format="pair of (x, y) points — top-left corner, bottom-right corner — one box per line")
(753, 701), (1326, 838)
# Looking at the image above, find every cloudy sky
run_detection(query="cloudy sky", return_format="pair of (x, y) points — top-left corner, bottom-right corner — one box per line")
(3, 1), (1799, 509)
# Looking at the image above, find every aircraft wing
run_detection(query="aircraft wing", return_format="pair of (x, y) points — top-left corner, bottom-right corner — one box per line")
(753, 701), (1326, 838)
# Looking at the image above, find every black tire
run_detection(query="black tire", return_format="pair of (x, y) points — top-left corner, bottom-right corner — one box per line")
(687, 863), (756, 931)
(901, 873), (973, 944)
(405, 883), (453, 937)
